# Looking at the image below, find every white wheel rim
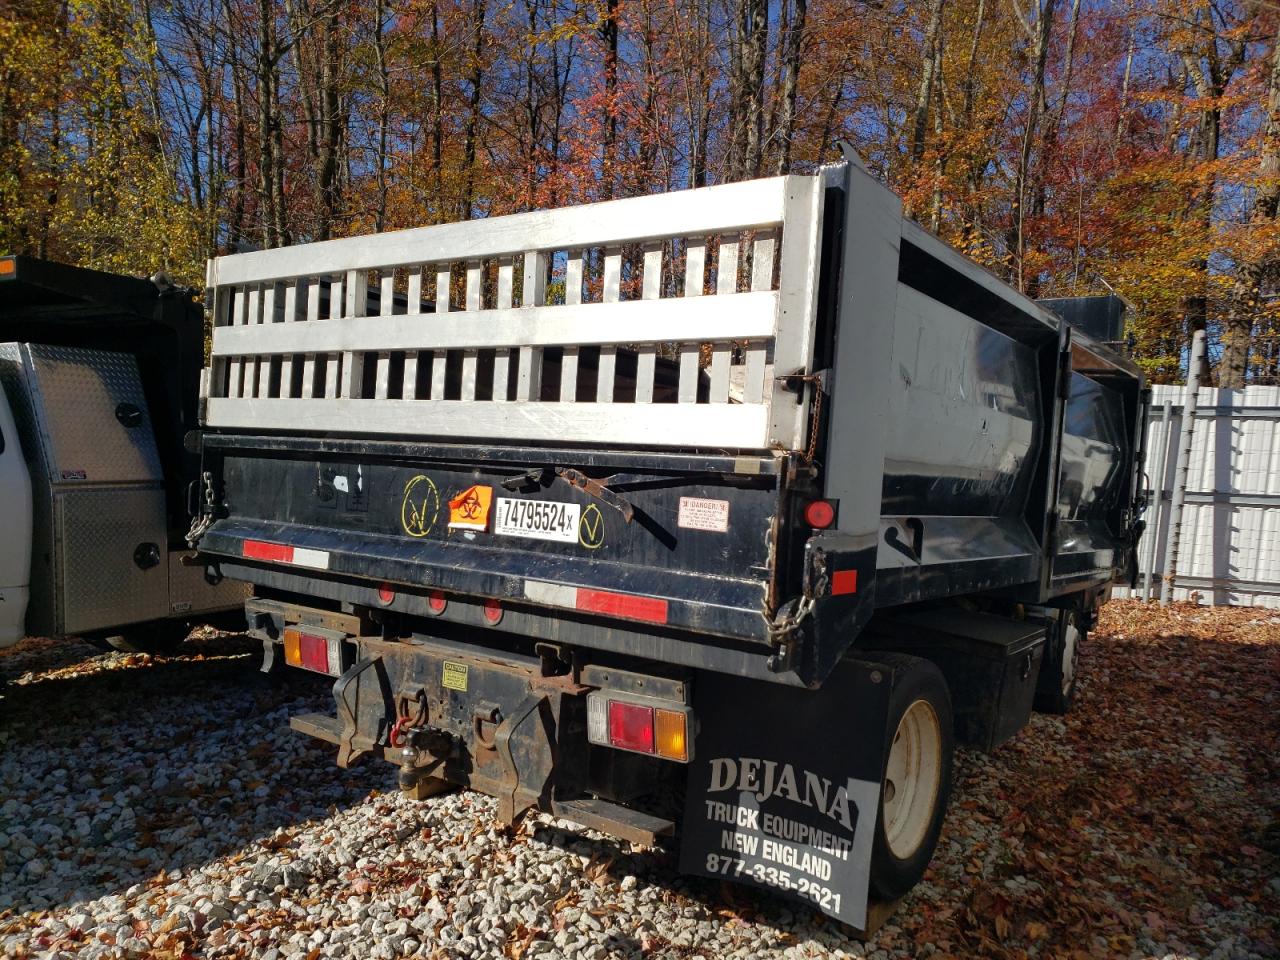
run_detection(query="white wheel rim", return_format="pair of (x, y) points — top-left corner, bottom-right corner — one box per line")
(1061, 620), (1080, 695)
(882, 699), (942, 860)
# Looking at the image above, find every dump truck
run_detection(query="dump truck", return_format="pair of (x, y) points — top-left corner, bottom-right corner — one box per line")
(189, 150), (1146, 927)
(0, 257), (242, 652)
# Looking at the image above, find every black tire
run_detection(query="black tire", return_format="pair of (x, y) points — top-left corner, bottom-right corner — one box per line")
(1034, 609), (1082, 715)
(96, 620), (193, 655)
(868, 653), (954, 902)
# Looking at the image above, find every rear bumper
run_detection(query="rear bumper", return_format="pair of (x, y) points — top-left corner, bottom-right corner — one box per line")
(272, 625), (681, 844)
(202, 520), (772, 643)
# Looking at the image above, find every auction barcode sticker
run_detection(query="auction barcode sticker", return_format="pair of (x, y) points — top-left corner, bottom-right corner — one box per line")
(678, 497), (730, 533)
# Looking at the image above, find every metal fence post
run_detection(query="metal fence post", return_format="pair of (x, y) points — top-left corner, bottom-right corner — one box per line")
(1142, 399), (1174, 601)
(1160, 330), (1206, 605)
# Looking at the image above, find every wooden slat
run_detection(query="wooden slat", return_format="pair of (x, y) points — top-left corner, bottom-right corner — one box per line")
(328, 274), (344, 320)
(247, 286), (261, 329)
(380, 272), (395, 316)
(597, 248), (621, 402)
(302, 355), (317, 399)
(375, 352), (392, 399)
(461, 261), (481, 400)
(744, 229), (776, 404)
(635, 242), (662, 403)
(259, 286), (276, 398)
(210, 176), (794, 287)
(679, 240), (705, 404)
(306, 277), (321, 322)
(403, 268), (422, 398)
(207, 397), (771, 449)
(431, 265), (450, 400)
(341, 270), (367, 398)
(214, 292), (779, 359)
(517, 252), (547, 400)
(281, 281), (300, 397)
(325, 355), (339, 399)
(494, 257), (514, 401)
(709, 239), (738, 403)
(560, 252), (582, 403)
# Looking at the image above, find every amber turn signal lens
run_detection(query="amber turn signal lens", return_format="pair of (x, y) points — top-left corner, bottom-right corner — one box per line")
(283, 627), (302, 667)
(655, 708), (688, 761)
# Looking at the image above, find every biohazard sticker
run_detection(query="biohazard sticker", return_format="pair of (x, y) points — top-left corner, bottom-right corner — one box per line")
(449, 484), (493, 531)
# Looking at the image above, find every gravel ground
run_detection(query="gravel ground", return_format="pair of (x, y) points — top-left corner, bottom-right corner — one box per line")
(0, 601), (1276, 960)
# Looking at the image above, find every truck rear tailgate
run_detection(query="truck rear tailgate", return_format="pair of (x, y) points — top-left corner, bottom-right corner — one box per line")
(198, 435), (786, 642)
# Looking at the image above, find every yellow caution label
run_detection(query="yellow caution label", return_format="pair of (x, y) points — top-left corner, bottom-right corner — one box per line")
(442, 660), (469, 692)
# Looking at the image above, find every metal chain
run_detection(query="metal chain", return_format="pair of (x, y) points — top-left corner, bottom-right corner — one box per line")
(764, 572), (827, 643)
(805, 378), (824, 463)
(184, 470), (216, 547)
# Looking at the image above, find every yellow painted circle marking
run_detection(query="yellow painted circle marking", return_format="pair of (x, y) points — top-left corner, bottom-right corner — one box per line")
(401, 475), (440, 538)
(578, 503), (606, 549)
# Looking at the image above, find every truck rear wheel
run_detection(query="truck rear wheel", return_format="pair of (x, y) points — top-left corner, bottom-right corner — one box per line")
(869, 654), (954, 902)
(1034, 609), (1081, 715)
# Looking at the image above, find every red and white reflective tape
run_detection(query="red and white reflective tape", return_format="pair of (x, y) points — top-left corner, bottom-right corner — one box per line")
(524, 580), (668, 624)
(242, 539), (331, 570)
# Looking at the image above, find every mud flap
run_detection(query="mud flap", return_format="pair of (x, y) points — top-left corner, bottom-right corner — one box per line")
(679, 658), (891, 928)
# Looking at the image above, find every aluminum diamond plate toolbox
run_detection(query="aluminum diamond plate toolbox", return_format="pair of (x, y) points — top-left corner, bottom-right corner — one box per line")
(57, 486), (168, 634)
(20, 343), (163, 484)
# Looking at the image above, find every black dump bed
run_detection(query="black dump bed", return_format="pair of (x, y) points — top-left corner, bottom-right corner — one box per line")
(191, 159), (1145, 686)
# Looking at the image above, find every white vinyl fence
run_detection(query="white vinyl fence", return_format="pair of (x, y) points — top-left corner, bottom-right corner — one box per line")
(1116, 385), (1280, 608)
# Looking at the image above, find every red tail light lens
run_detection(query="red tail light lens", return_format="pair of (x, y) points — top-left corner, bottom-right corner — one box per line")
(376, 583), (396, 605)
(427, 590), (447, 614)
(298, 632), (330, 674)
(804, 499), (836, 529)
(608, 700), (654, 753)
(482, 597), (503, 624)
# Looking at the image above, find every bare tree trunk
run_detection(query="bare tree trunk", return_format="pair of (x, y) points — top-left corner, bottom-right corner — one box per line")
(1114, 1), (1136, 154)
(738, 0), (767, 180)
(1031, 0), (1079, 222)
(1010, 0), (1057, 293)
(430, 0), (443, 199)
(373, 0), (391, 231)
(909, 0), (945, 167)
(256, 0), (278, 247)
(1222, 19), (1280, 387)
(772, 0), (806, 175)
(599, 0), (619, 198)
(460, 0), (487, 219)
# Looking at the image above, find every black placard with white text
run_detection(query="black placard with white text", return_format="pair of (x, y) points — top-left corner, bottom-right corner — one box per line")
(679, 660), (891, 928)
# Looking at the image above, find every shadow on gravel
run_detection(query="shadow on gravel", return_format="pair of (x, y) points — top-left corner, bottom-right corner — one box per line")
(0, 633), (387, 917)
(529, 816), (876, 951)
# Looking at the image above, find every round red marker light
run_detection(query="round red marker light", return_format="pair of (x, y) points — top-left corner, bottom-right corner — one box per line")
(804, 499), (836, 529)
(427, 590), (447, 614)
(376, 583), (396, 605)
(482, 597), (503, 624)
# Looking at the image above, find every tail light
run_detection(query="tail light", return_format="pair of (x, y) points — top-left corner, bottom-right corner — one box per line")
(482, 597), (503, 624)
(427, 590), (447, 614)
(587, 692), (691, 762)
(282, 625), (348, 677)
(376, 583), (396, 605)
(803, 499), (837, 529)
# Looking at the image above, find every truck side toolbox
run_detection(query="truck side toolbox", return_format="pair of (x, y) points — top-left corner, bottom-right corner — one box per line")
(865, 609), (1046, 752)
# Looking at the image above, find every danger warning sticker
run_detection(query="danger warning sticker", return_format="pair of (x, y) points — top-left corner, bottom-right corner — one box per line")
(448, 484), (493, 531)
(678, 497), (730, 533)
